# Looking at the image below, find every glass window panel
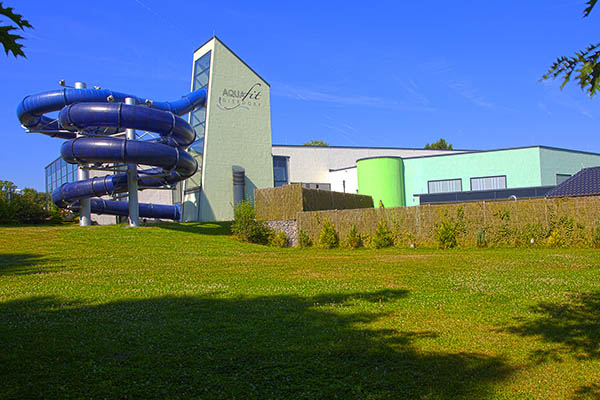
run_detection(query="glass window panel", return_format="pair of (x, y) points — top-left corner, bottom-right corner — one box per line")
(428, 179), (462, 194)
(191, 109), (206, 125)
(194, 52), (211, 75)
(185, 51), (210, 192)
(470, 176), (506, 191)
(273, 156), (288, 186)
(194, 74), (209, 89)
(189, 138), (204, 155)
(556, 174), (571, 185)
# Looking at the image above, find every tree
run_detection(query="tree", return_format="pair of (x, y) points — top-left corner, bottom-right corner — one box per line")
(424, 138), (453, 150)
(303, 140), (328, 146)
(543, 0), (600, 96)
(0, 3), (33, 58)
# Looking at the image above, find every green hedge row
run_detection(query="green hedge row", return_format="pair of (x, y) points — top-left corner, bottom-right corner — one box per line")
(255, 184), (373, 221)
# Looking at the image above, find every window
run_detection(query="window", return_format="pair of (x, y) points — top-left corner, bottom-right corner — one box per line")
(273, 156), (289, 187)
(470, 176), (507, 191)
(45, 157), (79, 194)
(186, 51), (211, 190)
(427, 179), (462, 194)
(556, 174), (571, 185)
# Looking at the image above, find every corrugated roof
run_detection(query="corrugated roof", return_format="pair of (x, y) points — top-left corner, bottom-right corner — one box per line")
(546, 167), (600, 197)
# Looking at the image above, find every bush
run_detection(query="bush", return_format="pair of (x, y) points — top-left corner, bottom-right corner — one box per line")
(48, 204), (65, 224)
(269, 231), (289, 248)
(231, 201), (271, 244)
(372, 220), (394, 249)
(318, 218), (339, 249)
(435, 208), (465, 249)
(593, 221), (600, 249)
(298, 230), (312, 248)
(345, 225), (362, 249)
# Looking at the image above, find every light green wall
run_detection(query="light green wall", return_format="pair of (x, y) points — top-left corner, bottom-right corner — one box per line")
(539, 148), (600, 186)
(402, 148), (543, 206)
(190, 38), (273, 221)
(357, 157), (405, 207)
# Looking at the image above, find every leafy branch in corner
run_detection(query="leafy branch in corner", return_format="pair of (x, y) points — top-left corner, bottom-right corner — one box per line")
(0, 2), (33, 58)
(543, 0), (600, 96)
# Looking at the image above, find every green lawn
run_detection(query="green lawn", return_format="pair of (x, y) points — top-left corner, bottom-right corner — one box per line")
(1, 223), (599, 399)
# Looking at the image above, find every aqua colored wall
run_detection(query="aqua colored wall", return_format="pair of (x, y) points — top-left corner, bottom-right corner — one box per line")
(402, 148), (543, 206)
(539, 147), (600, 186)
(357, 157), (405, 207)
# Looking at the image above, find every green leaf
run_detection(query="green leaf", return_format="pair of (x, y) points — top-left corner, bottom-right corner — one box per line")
(584, 0), (597, 17)
(0, 2), (32, 29)
(0, 25), (26, 58)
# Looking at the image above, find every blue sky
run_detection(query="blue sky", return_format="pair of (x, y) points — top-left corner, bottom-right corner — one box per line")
(1, 0), (599, 190)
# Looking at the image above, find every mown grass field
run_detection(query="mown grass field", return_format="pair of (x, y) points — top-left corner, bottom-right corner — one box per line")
(1, 223), (599, 399)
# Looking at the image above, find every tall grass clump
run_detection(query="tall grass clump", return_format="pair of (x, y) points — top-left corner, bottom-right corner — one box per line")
(231, 201), (271, 245)
(593, 221), (600, 249)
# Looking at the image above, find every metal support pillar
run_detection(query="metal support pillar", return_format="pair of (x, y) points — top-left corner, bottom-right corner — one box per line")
(75, 81), (91, 226)
(125, 97), (140, 227)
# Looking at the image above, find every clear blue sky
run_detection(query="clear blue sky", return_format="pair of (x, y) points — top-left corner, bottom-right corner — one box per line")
(1, 1), (599, 190)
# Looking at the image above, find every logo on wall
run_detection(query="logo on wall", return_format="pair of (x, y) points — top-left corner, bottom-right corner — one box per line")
(217, 82), (263, 111)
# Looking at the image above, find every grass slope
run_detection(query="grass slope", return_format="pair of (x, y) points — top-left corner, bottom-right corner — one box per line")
(1, 223), (599, 399)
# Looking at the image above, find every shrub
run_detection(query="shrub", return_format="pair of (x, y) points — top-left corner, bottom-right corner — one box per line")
(593, 221), (600, 249)
(318, 218), (339, 249)
(298, 230), (312, 248)
(519, 223), (546, 247)
(345, 225), (362, 249)
(547, 230), (562, 248)
(231, 201), (271, 244)
(48, 204), (65, 224)
(434, 208), (465, 249)
(269, 231), (289, 248)
(372, 220), (394, 249)
(476, 227), (487, 248)
(489, 208), (514, 246)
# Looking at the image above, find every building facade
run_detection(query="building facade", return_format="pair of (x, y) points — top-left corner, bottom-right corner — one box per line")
(179, 37), (273, 222)
(43, 37), (600, 222)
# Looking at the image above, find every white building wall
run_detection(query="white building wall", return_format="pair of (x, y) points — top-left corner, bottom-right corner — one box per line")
(272, 145), (466, 188)
(329, 167), (358, 193)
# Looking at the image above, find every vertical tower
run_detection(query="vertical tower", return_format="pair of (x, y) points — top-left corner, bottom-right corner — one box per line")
(182, 37), (273, 221)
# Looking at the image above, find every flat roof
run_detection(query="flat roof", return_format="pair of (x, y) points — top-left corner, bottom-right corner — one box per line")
(272, 144), (473, 152)
(355, 145), (600, 163)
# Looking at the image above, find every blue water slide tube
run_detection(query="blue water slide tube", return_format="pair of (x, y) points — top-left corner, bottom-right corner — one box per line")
(17, 87), (207, 221)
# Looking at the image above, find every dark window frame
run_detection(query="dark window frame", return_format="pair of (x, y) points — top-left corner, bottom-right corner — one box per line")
(470, 175), (507, 191)
(556, 173), (571, 185)
(427, 178), (462, 194)
(273, 155), (289, 187)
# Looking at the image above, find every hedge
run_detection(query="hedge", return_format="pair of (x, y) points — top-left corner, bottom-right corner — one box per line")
(297, 196), (600, 248)
(255, 184), (373, 221)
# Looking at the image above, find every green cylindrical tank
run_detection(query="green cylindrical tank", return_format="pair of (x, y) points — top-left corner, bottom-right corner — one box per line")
(357, 157), (405, 207)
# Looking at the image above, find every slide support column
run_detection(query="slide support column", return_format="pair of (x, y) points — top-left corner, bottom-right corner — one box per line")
(75, 81), (91, 226)
(125, 97), (140, 227)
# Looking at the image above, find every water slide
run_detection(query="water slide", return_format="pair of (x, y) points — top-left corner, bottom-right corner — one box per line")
(17, 86), (207, 220)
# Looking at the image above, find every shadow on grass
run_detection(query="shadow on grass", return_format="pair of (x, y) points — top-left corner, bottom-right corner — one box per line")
(0, 289), (513, 399)
(506, 291), (600, 361)
(0, 253), (59, 276)
(154, 221), (232, 236)
(573, 383), (600, 400)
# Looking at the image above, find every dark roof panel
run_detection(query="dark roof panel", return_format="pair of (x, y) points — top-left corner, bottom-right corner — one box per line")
(546, 167), (600, 197)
